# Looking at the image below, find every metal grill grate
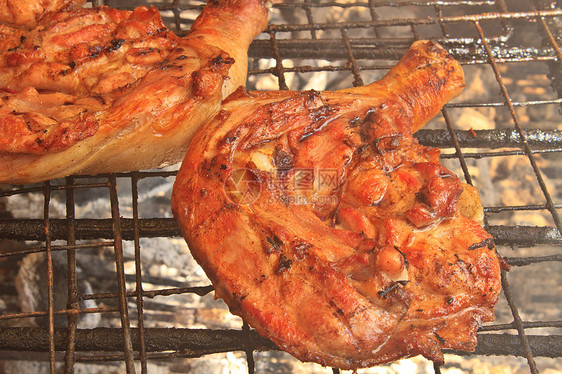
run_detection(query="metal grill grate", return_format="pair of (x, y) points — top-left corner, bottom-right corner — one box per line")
(0, 0), (561, 373)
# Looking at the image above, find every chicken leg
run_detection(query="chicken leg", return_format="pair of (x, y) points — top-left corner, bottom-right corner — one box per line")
(172, 40), (502, 369)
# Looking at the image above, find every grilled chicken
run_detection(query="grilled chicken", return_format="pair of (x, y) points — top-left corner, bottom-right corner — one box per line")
(0, 0), (86, 27)
(0, 0), (269, 184)
(172, 41), (502, 369)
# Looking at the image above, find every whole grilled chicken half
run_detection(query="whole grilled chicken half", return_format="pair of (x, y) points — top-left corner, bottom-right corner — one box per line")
(0, 0), (269, 184)
(172, 41), (502, 369)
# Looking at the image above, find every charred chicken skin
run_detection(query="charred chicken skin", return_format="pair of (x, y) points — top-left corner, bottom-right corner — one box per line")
(172, 41), (502, 369)
(0, 0), (269, 184)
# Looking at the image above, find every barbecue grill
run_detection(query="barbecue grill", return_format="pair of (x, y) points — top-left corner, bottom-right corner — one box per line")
(0, 0), (560, 373)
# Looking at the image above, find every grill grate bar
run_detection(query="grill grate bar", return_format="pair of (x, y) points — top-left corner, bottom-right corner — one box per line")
(341, 28), (364, 87)
(537, 8), (562, 99)
(170, 0), (184, 33)
(434, 4), (449, 39)
(131, 172), (148, 374)
(434, 362), (442, 374)
(267, 8), (562, 33)
(42, 181), (56, 373)
(273, 1), (497, 9)
(108, 175), (135, 374)
(538, 15), (562, 62)
(1, 218), (560, 245)
(448, 99), (562, 107)
(0, 241), (115, 258)
(367, 0), (384, 39)
(485, 204), (562, 214)
(79, 285), (214, 302)
(0, 181), (111, 198)
(0, 306), (120, 321)
(63, 176), (79, 374)
(242, 322), (255, 374)
(249, 38), (559, 62)
(480, 320), (562, 331)
(442, 108), (474, 185)
(503, 254), (562, 267)
(0, 327), (560, 359)
(302, 0), (317, 40)
(439, 148), (562, 160)
(416, 129), (562, 149)
(268, 30), (289, 91)
(3, 331), (558, 365)
(410, 23), (421, 40)
(500, 270), (538, 373)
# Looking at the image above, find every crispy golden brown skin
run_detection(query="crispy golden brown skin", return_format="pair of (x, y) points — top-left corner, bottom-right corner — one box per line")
(172, 41), (502, 369)
(0, 0), (269, 184)
(0, 0), (86, 27)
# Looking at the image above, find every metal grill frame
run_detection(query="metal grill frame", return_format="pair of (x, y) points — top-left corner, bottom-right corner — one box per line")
(0, 0), (561, 373)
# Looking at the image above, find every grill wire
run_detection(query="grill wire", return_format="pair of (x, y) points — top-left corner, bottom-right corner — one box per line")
(0, 0), (561, 373)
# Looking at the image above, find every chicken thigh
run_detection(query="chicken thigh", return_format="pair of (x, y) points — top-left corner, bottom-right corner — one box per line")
(172, 40), (502, 369)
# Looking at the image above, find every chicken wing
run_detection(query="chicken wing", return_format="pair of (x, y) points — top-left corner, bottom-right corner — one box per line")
(172, 40), (502, 369)
(0, 0), (269, 184)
